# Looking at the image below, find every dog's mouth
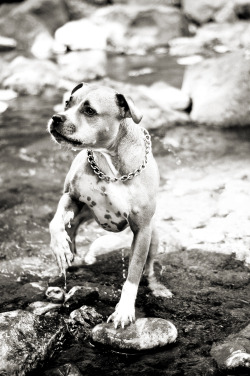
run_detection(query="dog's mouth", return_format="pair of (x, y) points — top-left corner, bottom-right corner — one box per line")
(50, 130), (82, 146)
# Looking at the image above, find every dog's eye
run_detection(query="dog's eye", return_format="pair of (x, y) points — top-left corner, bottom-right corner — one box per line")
(84, 106), (96, 117)
(65, 100), (69, 109)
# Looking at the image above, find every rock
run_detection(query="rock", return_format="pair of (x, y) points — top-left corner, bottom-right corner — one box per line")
(92, 317), (178, 350)
(12, 0), (69, 34)
(46, 286), (65, 303)
(211, 323), (250, 370)
(91, 4), (184, 54)
(27, 301), (62, 315)
(44, 363), (83, 376)
(63, 286), (99, 313)
(182, 0), (228, 24)
(58, 50), (107, 82)
(0, 89), (18, 101)
(182, 51), (250, 127)
(68, 305), (103, 340)
(1, 56), (60, 95)
(142, 81), (191, 111)
(196, 21), (250, 51)
(0, 9), (51, 52)
(0, 310), (67, 375)
(30, 32), (55, 59)
(70, 305), (103, 327)
(0, 35), (17, 51)
(55, 19), (107, 51)
(0, 101), (8, 114)
(55, 4), (184, 54)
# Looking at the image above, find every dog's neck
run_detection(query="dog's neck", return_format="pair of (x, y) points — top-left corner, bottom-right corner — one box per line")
(92, 119), (146, 178)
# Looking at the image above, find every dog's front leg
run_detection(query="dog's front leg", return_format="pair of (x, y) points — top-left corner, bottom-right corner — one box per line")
(108, 224), (152, 328)
(50, 193), (81, 274)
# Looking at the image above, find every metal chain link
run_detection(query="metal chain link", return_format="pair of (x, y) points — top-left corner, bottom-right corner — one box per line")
(87, 127), (151, 183)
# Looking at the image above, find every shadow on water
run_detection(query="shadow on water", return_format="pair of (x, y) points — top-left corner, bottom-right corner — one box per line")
(0, 54), (250, 375)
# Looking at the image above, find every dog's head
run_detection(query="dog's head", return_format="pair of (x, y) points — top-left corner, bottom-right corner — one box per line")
(48, 82), (143, 150)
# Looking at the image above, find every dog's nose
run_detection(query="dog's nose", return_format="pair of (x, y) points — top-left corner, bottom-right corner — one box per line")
(52, 114), (66, 124)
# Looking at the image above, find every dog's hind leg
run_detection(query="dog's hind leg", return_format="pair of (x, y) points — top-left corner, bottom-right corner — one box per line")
(144, 224), (173, 298)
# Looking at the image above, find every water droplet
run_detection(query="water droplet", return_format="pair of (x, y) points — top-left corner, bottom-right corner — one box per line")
(121, 248), (126, 280)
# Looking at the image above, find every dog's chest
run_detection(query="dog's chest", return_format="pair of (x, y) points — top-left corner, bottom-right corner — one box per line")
(73, 172), (130, 233)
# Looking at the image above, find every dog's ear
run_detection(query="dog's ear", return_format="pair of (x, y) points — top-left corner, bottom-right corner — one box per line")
(71, 82), (88, 95)
(116, 93), (143, 124)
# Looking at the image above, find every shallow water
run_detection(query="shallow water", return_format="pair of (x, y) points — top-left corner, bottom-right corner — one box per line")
(0, 54), (250, 375)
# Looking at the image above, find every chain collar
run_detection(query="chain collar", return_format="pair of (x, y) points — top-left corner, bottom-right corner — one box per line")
(87, 127), (151, 183)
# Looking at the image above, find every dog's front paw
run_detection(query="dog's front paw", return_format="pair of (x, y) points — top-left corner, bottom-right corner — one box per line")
(107, 302), (135, 329)
(50, 230), (74, 273)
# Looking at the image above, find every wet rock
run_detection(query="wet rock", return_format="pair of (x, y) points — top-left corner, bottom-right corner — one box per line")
(27, 301), (62, 315)
(182, 50), (250, 127)
(46, 286), (65, 303)
(211, 323), (250, 370)
(68, 305), (103, 340)
(63, 286), (99, 313)
(1, 56), (60, 95)
(0, 309), (67, 375)
(58, 50), (107, 82)
(92, 318), (178, 350)
(44, 363), (83, 376)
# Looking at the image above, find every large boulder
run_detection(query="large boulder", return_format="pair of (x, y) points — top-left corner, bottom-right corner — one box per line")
(1, 56), (60, 95)
(92, 318), (178, 350)
(182, 51), (250, 127)
(0, 310), (67, 375)
(55, 4), (184, 54)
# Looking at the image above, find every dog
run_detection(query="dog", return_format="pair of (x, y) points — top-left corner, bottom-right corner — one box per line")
(48, 82), (172, 328)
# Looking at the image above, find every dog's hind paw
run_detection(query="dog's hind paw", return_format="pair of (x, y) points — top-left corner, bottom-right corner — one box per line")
(148, 276), (173, 298)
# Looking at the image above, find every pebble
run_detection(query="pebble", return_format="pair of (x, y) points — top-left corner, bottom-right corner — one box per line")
(92, 317), (178, 351)
(46, 286), (65, 303)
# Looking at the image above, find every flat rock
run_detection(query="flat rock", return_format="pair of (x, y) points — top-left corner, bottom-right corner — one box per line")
(44, 363), (83, 376)
(92, 318), (178, 350)
(0, 309), (67, 375)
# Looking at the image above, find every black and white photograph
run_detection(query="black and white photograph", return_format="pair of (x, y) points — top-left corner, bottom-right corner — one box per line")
(0, 0), (249, 375)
